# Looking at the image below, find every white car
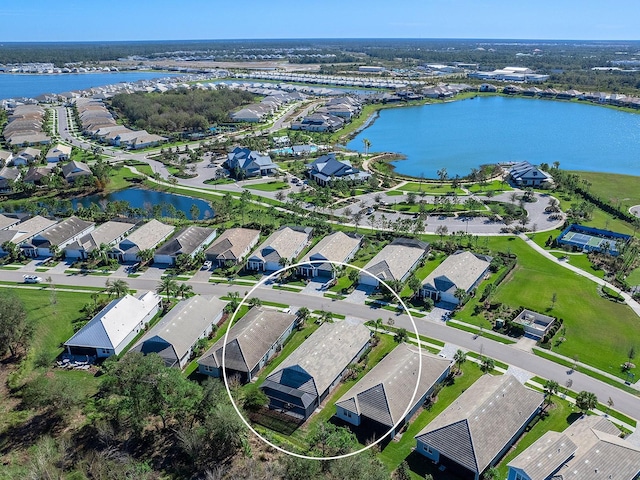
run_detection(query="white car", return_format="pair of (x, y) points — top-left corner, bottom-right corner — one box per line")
(202, 260), (213, 270)
(23, 275), (43, 284)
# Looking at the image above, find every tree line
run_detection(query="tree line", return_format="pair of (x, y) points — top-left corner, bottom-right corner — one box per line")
(110, 88), (255, 134)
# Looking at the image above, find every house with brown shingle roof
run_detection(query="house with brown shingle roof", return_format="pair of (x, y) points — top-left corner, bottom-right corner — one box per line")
(415, 374), (543, 480)
(246, 226), (312, 272)
(359, 238), (429, 287)
(197, 307), (297, 382)
(507, 415), (640, 480)
(205, 227), (260, 267)
(335, 343), (451, 437)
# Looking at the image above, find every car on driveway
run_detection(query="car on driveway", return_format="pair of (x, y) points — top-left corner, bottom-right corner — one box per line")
(23, 275), (43, 284)
(202, 260), (212, 270)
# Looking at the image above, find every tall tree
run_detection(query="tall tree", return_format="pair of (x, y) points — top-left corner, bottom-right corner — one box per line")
(105, 279), (129, 299)
(0, 291), (33, 358)
(453, 349), (467, 375)
(575, 390), (598, 414)
(157, 275), (178, 303)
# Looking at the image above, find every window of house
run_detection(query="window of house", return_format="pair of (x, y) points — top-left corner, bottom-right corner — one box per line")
(514, 473), (528, 480)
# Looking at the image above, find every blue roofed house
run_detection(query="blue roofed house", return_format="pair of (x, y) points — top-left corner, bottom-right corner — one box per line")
(307, 153), (370, 187)
(64, 291), (162, 358)
(227, 147), (277, 178)
(507, 162), (554, 188)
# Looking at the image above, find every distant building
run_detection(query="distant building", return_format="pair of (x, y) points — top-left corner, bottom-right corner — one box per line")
(507, 161), (554, 188)
(358, 66), (385, 73)
(307, 153), (370, 186)
(227, 147), (277, 178)
(61, 160), (92, 183)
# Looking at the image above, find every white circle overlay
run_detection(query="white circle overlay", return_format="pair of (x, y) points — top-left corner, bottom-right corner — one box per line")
(221, 259), (422, 460)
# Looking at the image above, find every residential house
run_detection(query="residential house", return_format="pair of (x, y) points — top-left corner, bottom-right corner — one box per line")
(45, 144), (72, 163)
(198, 307), (297, 382)
(479, 83), (498, 92)
(204, 228), (260, 267)
(0, 214), (20, 231)
(61, 160), (92, 183)
(290, 113), (345, 132)
(65, 220), (137, 259)
(23, 166), (53, 185)
(153, 225), (217, 265)
(359, 238), (429, 287)
(110, 219), (174, 262)
(307, 153), (370, 186)
(261, 319), (371, 420)
(64, 292), (162, 358)
(507, 415), (640, 480)
(415, 374), (544, 480)
(21, 216), (95, 257)
(14, 147), (41, 165)
(0, 215), (57, 254)
(507, 162), (554, 188)
(246, 226), (312, 272)
(0, 149), (14, 166)
(0, 166), (21, 191)
(335, 343), (452, 437)
(420, 251), (492, 305)
(227, 147), (277, 178)
(297, 231), (363, 278)
(131, 295), (226, 369)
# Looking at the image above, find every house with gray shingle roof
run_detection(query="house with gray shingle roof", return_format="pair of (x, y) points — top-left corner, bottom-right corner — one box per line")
(65, 220), (138, 259)
(198, 307), (297, 382)
(0, 216), (58, 254)
(64, 291), (161, 358)
(110, 219), (175, 263)
(131, 295), (226, 369)
(61, 160), (92, 183)
(246, 226), (312, 272)
(359, 238), (429, 287)
(415, 374), (543, 480)
(420, 250), (492, 305)
(507, 161), (554, 188)
(205, 227), (260, 267)
(297, 231), (363, 278)
(227, 147), (277, 178)
(261, 318), (371, 420)
(307, 153), (370, 186)
(0, 214), (20, 231)
(21, 216), (95, 257)
(153, 225), (217, 265)
(507, 415), (640, 480)
(335, 343), (451, 437)
(0, 166), (21, 191)
(45, 143), (72, 163)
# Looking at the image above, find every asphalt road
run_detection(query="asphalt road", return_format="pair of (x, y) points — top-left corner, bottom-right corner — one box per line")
(3, 268), (639, 421)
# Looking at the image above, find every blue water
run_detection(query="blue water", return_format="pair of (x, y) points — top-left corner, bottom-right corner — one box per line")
(72, 188), (214, 220)
(347, 96), (640, 178)
(0, 71), (181, 100)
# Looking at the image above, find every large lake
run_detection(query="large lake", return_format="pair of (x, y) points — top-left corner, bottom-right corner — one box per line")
(0, 71), (180, 100)
(72, 188), (213, 220)
(347, 96), (640, 178)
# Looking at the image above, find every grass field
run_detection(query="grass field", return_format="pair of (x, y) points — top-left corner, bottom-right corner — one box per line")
(465, 180), (513, 194)
(569, 171), (640, 209)
(486, 237), (638, 380)
(395, 182), (466, 195)
(246, 181), (291, 192)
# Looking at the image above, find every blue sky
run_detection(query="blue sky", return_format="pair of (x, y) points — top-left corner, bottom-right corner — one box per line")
(2, 0), (639, 42)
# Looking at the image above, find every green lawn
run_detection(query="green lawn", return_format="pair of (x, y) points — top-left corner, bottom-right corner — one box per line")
(569, 171), (640, 209)
(489, 238), (639, 380)
(465, 180), (513, 194)
(246, 181), (291, 192)
(397, 182), (466, 195)
(627, 267), (640, 285)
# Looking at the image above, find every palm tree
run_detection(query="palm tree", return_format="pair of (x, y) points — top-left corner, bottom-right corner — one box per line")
(1, 241), (19, 262)
(453, 349), (467, 375)
(105, 279), (129, 299)
(437, 167), (448, 182)
(543, 379), (559, 410)
(362, 138), (371, 156)
(480, 356), (495, 373)
(393, 328), (409, 343)
(157, 275), (178, 303)
(296, 307), (310, 330)
(137, 249), (154, 267)
(575, 390), (598, 414)
(177, 282), (193, 299)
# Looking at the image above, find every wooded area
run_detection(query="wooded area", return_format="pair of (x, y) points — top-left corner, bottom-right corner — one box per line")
(110, 88), (255, 133)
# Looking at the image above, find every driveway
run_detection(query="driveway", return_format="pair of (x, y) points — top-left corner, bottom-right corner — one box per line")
(344, 284), (376, 304)
(138, 266), (166, 281)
